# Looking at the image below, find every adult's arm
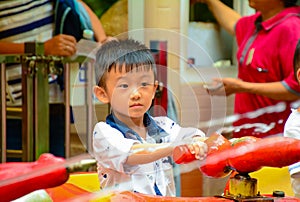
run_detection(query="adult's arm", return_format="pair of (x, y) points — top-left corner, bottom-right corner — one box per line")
(195, 0), (241, 35)
(0, 42), (24, 55)
(242, 81), (300, 101)
(77, 0), (108, 44)
(214, 77), (300, 101)
(0, 34), (76, 56)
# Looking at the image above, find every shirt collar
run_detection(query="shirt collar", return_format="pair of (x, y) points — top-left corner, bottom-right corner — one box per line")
(255, 7), (300, 31)
(106, 112), (166, 143)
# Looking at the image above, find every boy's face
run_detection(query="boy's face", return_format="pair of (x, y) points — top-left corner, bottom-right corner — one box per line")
(94, 64), (158, 122)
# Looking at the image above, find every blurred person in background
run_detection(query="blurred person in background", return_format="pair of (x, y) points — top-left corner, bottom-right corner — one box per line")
(0, 0), (113, 158)
(194, 0), (300, 138)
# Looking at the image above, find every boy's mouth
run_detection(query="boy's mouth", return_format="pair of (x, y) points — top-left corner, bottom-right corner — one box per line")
(130, 103), (143, 108)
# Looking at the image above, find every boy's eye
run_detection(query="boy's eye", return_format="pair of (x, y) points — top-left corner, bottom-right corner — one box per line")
(118, 84), (128, 88)
(141, 82), (150, 87)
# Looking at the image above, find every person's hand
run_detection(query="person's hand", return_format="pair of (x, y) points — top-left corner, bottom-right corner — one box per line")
(44, 34), (77, 56)
(206, 77), (245, 96)
(188, 137), (208, 160)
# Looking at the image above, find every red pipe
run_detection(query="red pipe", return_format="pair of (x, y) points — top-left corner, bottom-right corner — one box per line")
(0, 153), (69, 202)
(173, 135), (300, 178)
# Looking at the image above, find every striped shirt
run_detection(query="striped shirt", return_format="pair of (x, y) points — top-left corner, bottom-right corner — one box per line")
(0, 0), (56, 104)
(0, 0), (54, 43)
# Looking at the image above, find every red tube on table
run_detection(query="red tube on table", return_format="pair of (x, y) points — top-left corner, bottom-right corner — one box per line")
(0, 153), (69, 202)
(173, 135), (300, 178)
(228, 136), (300, 173)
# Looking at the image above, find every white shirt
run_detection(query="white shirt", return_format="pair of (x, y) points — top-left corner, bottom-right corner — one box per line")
(92, 114), (205, 196)
(284, 108), (300, 178)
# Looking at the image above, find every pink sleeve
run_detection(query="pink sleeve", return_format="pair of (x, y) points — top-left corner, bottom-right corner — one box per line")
(283, 74), (300, 96)
(280, 22), (300, 95)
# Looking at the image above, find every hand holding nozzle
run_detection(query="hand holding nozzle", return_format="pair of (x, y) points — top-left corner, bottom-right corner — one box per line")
(173, 133), (231, 164)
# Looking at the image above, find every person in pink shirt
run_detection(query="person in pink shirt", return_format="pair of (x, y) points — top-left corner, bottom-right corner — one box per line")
(194, 0), (300, 138)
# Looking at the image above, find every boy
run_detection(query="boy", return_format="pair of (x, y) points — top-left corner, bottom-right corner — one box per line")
(284, 39), (300, 197)
(92, 39), (208, 196)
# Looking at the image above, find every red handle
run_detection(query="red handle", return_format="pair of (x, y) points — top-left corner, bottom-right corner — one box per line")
(173, 133), (232, 164)
(0, 153), (69, 202)
(173, 145), (196, 164)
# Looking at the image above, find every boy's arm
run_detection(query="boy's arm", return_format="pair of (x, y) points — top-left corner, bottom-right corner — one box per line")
(126, 138), (208, 165)
(125, 143), (174, 165)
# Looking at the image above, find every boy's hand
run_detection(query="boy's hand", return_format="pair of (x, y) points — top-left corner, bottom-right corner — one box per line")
(188, 138), (208, 160)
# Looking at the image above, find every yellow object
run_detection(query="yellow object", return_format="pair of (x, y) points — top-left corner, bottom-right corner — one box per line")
(67, 172), (116, 201)
(67, 172), (100, 193)
(249, 166), (294, 196)
(66, 169), (295, 200)
(229, 176), (257, 197)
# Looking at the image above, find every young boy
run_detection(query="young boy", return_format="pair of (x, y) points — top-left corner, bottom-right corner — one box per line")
(92, 39), (208, 196)
(284, 39), (300, 198)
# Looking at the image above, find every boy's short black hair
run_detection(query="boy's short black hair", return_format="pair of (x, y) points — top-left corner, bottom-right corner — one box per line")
(94, 39), (157, 88)
(294, 40), (300, 82)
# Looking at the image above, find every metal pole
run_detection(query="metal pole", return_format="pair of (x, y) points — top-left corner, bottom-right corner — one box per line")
(22, 58), (34, 161)
(34, 57), (49, 159)
(87, 62), (93, 154)
(65, 63), (71, 158)
(1, 63), (7, 162)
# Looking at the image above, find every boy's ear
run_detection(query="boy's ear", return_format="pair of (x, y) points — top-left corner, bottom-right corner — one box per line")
(297, 69), (300, 84)
(94, 86), (109, 103)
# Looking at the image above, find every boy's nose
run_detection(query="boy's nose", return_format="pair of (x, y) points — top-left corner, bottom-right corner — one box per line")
(130, 88), (141, 99)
